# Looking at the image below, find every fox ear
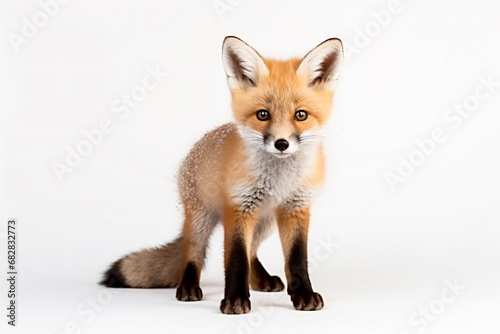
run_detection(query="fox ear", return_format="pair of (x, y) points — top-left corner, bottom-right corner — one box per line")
(297, 38), (344, 91)
(222, 36), (269, 90)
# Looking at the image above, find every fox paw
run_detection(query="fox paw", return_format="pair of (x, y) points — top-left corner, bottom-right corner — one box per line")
(176, 284), (203, 301)
(290, 291), (324, 311)
(252, 275), (285, 292)
(220, 296), (251, 314)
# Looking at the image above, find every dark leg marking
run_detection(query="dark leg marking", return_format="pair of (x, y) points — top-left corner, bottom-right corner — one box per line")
(220, 237), (251, 314)
(176, 262), (203, 301)
(288, 237), (324, 311)
(251, 258), (285, 292)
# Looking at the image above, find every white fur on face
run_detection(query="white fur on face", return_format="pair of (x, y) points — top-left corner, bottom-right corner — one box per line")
(297, 129), (326, 150)
(238, 125), (325, 159)
(263, 134), (299, 158)
(237, 126), (266, 151)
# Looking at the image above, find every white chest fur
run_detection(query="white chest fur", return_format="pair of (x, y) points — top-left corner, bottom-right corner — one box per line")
(232, 146), (320, 212)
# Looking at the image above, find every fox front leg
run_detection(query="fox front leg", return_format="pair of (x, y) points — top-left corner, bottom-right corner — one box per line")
(277, 207), (324, 311)
(220, 206), (258, 314)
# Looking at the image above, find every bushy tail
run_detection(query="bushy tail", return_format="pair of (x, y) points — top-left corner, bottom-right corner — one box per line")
(100, 236), (184, 288)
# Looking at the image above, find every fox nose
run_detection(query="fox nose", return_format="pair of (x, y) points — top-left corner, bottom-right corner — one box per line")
(274, 139), (289, 152)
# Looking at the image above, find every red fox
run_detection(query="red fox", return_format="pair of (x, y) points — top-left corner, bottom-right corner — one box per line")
(101, 36), (344, 314)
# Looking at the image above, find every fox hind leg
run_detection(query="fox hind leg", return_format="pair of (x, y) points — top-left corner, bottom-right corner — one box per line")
(176, 208), (219, 301)
(249, 213), (285, 292)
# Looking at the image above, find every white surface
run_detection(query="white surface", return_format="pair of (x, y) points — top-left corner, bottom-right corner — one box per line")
(1, 0), (499, 333)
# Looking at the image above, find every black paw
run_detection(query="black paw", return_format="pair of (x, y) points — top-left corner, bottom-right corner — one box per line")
(220, 295), (251, 314)
(176, 284), (203, 301)
(290, 290), (324, 311)
(252, 275), (285, 292)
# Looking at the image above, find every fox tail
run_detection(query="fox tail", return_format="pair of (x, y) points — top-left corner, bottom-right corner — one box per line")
(100, 236), (183, 288)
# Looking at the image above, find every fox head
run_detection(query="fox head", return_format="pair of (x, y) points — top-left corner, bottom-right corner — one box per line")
(222, 36), (343, 159)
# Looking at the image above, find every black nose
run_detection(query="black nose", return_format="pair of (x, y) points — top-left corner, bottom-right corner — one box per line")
(274, 139), (289, 152)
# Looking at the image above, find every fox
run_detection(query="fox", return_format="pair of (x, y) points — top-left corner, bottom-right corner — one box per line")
(101, 36), (344, 314)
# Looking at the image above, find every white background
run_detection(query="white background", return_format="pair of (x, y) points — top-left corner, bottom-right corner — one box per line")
(1, 0), (499, 333)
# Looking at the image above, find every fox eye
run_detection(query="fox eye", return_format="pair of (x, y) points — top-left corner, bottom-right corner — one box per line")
(256, 109), (270, 121)
(295, 110), (308, 121)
